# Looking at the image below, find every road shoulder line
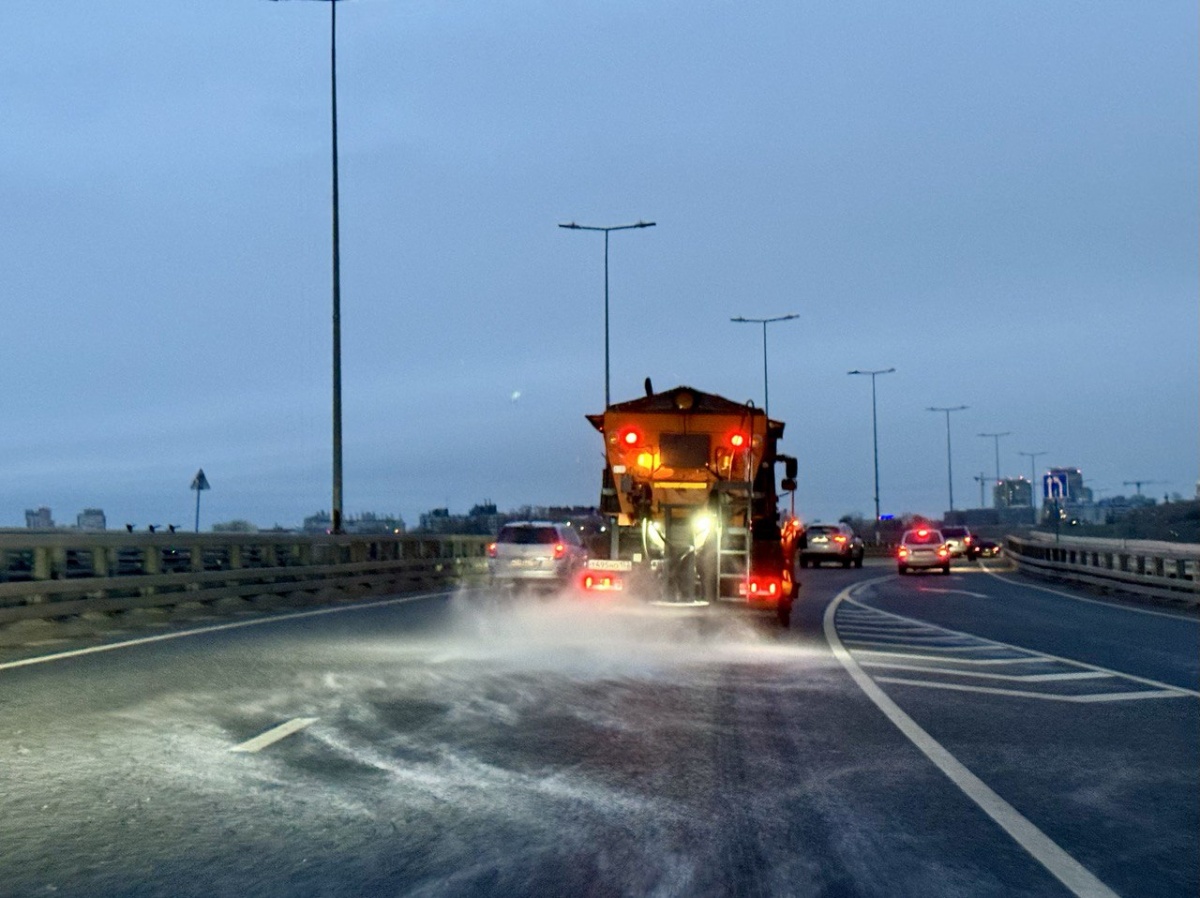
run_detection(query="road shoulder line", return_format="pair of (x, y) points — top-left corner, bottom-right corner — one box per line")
(825, 578), (1120, 898)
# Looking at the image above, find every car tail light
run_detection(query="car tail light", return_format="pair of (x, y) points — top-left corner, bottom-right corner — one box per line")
(486, 542), (497, 558)
(937, 546), (950, 558)
(553, 543), (566, 559)
(917, 528), (929, 537)
(964, 536), (973, 545)
(898, 547), (910, 559)
(834, 535), (848, 545)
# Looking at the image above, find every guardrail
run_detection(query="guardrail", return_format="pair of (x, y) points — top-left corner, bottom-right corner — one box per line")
(0, 531), (490, 625)
(1005, 532), (1200, 606)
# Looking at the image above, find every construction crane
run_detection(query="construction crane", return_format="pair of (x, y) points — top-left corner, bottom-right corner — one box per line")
(1123, 480), (1166, 496)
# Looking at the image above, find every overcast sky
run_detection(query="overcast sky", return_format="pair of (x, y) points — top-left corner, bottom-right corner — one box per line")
(2, 1), (1196, 531)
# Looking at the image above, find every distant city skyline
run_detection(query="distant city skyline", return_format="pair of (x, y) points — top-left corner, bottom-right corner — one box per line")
(2, 2), (1196, 529)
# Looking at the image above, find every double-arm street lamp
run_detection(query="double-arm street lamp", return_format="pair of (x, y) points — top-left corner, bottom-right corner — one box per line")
(927, 405), (968, 512)
(730, 314), (799, 420)
(558, 221), (656, 407)
(977, 431), (1011, 507)
(849, 367), (895, 525)
(1019, 450), (1047, 518)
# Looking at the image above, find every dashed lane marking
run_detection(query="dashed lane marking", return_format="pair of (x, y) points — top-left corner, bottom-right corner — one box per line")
(231, 718), (319, 753)
(825, 577), (1121, 898)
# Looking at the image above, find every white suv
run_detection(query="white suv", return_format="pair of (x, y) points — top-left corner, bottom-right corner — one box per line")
(486, 522), (588, 591)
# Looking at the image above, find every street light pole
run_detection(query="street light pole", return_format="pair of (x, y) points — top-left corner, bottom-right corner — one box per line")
(329, 0), (344, 534)
(1019, 450), (1046, 519)
(977, 431), (1010, 506)
(927, 406), (968, 512)
(730, 314), (799, 419)
(558, 221), (656, 407)
(848, 367), (895, 525)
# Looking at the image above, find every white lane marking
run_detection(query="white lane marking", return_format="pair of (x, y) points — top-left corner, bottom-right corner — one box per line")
(852, 651), (1045, 666)
(231, 717), (319, 753)
(917, 587), (991, 598)
(981, 567), (1200, 622)
(843, 640), (1000, 653)
(844, 597), (1200, 698)
(873, 677), (1190, 704)
(858, 662), (1113, 683)
(0, 590), (451, 673)
(825, 579), (1121, 898)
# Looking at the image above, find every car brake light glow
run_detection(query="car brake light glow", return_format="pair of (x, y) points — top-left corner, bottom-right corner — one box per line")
(486, 542), (497, 558)
(553, 543), (566, 559)
(917, 528), (929, 537)
(898, 547), (910, 559)
(834, 535), (847, 544)
(937, 547), (950, 558)
(582, 573), (623, 592)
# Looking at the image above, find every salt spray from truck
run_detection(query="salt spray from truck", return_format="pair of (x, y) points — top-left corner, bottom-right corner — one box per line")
(582, 383), (799, 626)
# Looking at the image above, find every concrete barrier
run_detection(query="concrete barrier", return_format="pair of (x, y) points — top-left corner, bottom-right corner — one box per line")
(0, 531), (490, 624)
(1005, 532), (1200, 607)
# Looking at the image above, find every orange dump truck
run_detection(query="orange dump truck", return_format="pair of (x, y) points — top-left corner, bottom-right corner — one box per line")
(583, 384), (799, 625)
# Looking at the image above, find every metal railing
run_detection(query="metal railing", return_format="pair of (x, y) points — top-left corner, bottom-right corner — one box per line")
(1004, 532), (1199, 606)
(0, 531), (489, 624)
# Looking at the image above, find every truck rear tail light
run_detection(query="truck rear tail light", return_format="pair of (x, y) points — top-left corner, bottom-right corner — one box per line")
(739, 578), (779, 597)
(728, 432), (748, 449)
(582, 573), (623, 592)
(619, 427), (643, 447)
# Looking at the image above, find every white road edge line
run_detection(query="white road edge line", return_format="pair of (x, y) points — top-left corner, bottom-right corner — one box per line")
(980, 566), (1200, 623)
(231, 717), (319, 753)
(844, 597), (1200, 698)
(858, 662), (1113, 683)
(0, 590), (454, 673)
(826, 577), (1121, 898)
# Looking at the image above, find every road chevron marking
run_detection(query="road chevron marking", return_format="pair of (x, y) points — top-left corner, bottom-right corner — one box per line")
(825, 578), (1121, 898)
(872, 677), (1189, 703)
(841, 596), (1200, 698)
(231, 718), (319, 753)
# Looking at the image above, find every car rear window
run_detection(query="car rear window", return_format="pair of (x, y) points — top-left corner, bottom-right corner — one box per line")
(497, 526), (559, 545)
(904, 530), (943, 545)
(942, 528), (968, 538)
(809, 526), (839, 536)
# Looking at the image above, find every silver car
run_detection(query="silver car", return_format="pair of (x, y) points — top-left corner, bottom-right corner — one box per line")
(487, 521), (588, 590)
(896, 528), (951, 575)
(799, 523), (865, 568)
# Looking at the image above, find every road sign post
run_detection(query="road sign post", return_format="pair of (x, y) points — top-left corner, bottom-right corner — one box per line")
(190, 469), (211, 533)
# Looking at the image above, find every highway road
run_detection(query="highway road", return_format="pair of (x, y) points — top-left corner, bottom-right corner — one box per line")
(1, 560), (1196, 897)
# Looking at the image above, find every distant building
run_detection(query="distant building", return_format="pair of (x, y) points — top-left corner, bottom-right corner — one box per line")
(76, 508), (106, 531)
(25, 507), (54, 529)
(994, 478), (1033, 508)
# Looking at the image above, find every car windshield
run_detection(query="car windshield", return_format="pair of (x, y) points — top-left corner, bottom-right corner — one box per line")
(497, 526), (559, 545)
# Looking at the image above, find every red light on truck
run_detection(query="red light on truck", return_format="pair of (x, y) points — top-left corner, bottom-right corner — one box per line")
(582, 573), (623, 592)
(739, 578), (778, 597)
(620, 428), (642, 447)
(728, 432), (748, 449)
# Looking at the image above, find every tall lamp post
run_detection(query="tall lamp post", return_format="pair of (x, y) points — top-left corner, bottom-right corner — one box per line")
(558, 221), (656, 407)
(1019, 450), (1046, 520)
(927, 405), (968, 512)
(272, 0), (346, 533)
(848, 367), (895, 527)
(977, 431), (1010, 507)
(730, 314), (799, 420)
